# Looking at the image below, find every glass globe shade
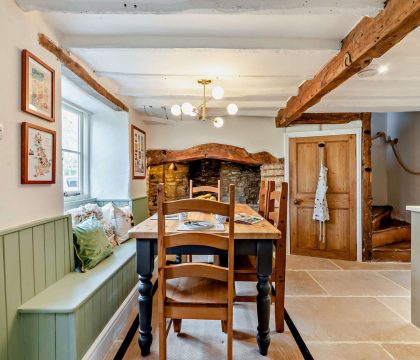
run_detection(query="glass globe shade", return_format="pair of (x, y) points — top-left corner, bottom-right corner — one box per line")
(212, 86), (224, 100)
(181, 102), (193, 115)
(171, 104), (181, 116)
(227, 103), (238, 115)
(213, 117), (224, 128)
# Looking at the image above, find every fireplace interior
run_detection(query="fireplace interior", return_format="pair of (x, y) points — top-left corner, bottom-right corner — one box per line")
(147, 159), (261, 213)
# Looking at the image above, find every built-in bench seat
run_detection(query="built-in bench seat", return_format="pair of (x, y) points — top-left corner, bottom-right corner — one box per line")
(18, 238), (137, 360)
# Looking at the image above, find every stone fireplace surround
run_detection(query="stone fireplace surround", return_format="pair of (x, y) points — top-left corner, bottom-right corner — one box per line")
(146, 143), (284, 214)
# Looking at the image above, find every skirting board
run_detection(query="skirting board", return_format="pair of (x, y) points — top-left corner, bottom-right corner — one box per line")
(82, 258), (158, 360)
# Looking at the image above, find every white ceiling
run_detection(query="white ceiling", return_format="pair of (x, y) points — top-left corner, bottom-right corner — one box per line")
(18, 0), (420, 123)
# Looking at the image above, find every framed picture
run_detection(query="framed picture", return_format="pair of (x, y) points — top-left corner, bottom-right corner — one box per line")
(21, 50), (55, 122)
(131, 125), (146, 179)
(21, 122), (56, 184)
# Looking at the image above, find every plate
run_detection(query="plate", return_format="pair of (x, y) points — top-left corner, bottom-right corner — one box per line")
(183, 221), (214, 230)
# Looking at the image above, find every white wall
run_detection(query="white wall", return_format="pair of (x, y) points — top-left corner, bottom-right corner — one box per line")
(63, 77), (149, 201)
(0, 0), (64, 229)
(371, 113), (388, 205)
(146, 117), (285, 157)
(387, 112), (420, 222)
(90, 111), (130, 199)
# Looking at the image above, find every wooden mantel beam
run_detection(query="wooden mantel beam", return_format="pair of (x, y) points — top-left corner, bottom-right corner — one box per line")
(38, 33), (129, 112)
(276, 0), (420, 127)
(147, 143), (281, 166)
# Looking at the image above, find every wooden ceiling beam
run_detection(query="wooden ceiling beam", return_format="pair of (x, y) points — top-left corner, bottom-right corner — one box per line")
(289, 112), (364, 125)
(38, 33), (129, 112)
(276, 0), (420, 128)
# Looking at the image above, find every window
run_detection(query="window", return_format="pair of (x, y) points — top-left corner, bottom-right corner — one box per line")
(62, 103), (89, 198)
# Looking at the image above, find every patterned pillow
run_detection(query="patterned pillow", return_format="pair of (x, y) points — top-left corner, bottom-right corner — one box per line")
(113, 205), (134, 243)
(67, 203), (103, 225)
(100, 218), (118, 247)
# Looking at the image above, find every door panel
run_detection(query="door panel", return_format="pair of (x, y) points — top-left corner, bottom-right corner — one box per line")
(290, 135), (357, 260)
(296, 208), (319, 250)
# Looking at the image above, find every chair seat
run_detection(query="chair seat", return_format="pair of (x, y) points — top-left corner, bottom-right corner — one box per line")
(166, 277), (228, 306)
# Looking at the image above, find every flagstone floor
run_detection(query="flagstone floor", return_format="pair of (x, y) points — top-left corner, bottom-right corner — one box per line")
(113, 255), (418, 359)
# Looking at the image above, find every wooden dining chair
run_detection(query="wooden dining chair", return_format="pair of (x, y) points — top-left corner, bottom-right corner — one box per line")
(258, 180), (275, 218)
(234, 182), (288, 333)
(157, 183), (236, 360)
(190, 179), (221, 201)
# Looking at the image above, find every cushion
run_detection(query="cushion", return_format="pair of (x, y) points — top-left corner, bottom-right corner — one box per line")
(100, 218), (118, 247)
(67, 203), (103, 225)
(101, 202), (115, 225)
(113, 205), (134, 243)
(73, 217), (113, 271)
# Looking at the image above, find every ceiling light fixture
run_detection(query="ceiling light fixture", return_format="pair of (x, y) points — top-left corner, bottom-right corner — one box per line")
(377, 64), (389, 75)
(227, 103), (238, 115)
(171, 104), (181, 116)
(357, 64), (389, 78)
(212, 85), (224, 100)
(213, 117), (224, 128)
(171, 79), (238, 128)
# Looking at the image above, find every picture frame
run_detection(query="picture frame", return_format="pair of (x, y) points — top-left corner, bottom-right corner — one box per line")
(21, 122), (56, 184)
(131, 125), (146, 179)
(21, 49), (55, 122)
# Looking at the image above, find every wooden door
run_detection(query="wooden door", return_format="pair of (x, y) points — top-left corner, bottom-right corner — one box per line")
(289, 134), (357, 260)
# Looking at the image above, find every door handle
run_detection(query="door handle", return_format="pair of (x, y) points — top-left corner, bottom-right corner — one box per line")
(294, 198), (303, 205)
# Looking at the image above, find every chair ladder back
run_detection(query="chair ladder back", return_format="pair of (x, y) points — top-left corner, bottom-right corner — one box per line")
(190, 179), (221, 201)
(158, 182), (235, 360)
(258, 180), (275, 219)
(165, 197), (229, 216)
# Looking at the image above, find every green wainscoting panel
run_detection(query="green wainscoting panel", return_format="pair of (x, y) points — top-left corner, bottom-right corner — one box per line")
(19, 255), (137, 360)
(0, 235), (7, 360)
(131, 196), (148, 225)
(0, 214), (73, 360)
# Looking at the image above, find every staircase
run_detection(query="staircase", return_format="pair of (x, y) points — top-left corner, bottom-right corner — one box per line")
(372, 206), (411, 262)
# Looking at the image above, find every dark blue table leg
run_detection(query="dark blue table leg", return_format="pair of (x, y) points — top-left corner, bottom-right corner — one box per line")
(256, 240), (273, 356)
(137, 239), (154, 356)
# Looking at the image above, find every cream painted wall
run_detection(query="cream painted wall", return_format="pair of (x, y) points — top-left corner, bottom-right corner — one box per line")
(0, 0), (148, 229)
(0, 0), (64, 229)
(387, 112), (420, 222)
(371, 113), (388, 205)
(146, 117), (285, 157)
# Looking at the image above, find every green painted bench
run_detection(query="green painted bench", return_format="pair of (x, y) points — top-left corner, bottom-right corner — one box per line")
(0, 196), (148, 360)
(18, 239), (137, 360)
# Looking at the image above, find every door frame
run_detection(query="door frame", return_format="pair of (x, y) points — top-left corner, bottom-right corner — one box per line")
(284, 127), (363, 261)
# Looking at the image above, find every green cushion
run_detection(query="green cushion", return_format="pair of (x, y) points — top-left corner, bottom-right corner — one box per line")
(73, 217), (113, 271)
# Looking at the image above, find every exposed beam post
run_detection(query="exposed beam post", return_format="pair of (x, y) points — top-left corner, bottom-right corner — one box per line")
(38, 33), (129, 112)
(362, 113), (373, 261)
(276, 0), (420, 127)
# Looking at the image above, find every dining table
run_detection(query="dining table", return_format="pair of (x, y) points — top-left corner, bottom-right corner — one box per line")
(128, 203), (280, 357)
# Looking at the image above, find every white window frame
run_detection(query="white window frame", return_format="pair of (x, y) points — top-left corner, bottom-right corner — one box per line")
(62, 101), (91, 201)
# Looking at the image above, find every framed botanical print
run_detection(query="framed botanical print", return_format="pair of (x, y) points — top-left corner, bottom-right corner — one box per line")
(131, 125), (146, 179)
(21, 122), (56, 184)
(22, 50), (55, 122)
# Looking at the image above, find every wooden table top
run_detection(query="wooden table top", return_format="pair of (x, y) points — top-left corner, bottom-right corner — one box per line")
(129, 203), (280, 240)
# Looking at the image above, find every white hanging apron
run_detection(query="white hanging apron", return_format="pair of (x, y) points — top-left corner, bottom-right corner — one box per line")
(313, 164), (329, 243)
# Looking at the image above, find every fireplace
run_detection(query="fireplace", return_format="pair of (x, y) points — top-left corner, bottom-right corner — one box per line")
(146, 143), (283, 214)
